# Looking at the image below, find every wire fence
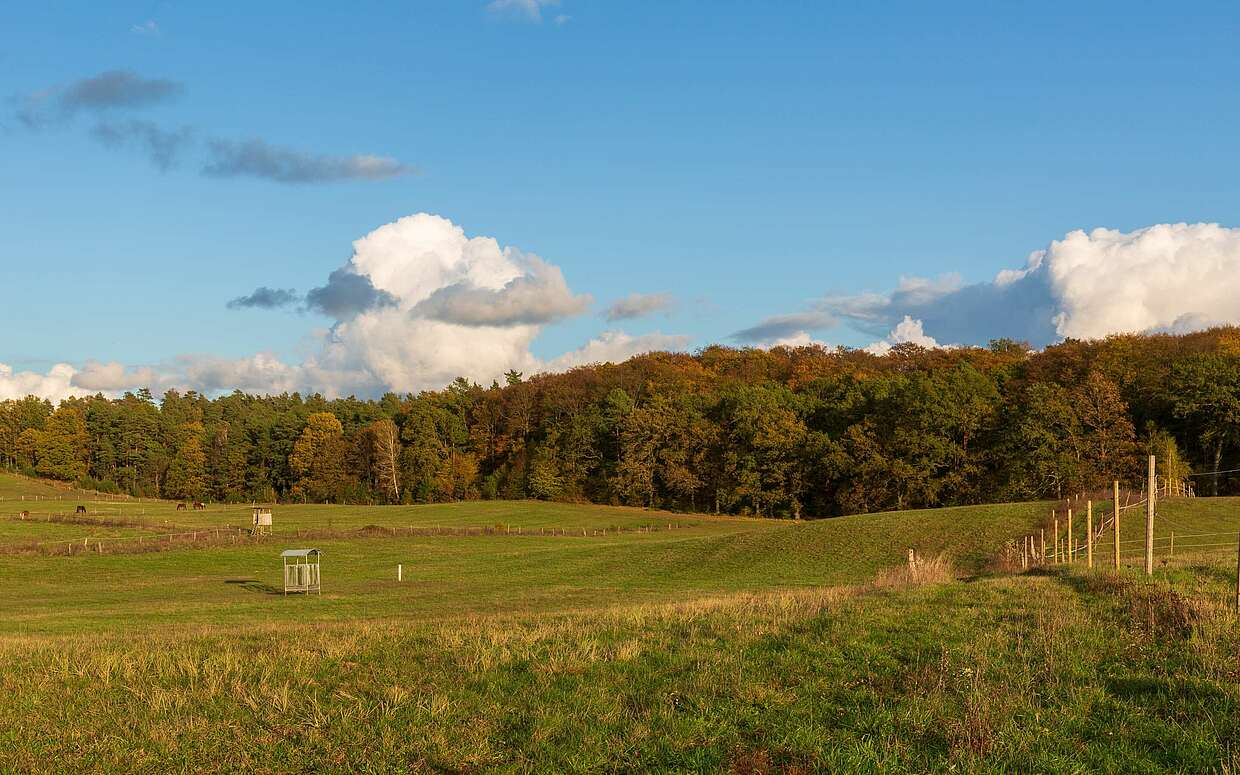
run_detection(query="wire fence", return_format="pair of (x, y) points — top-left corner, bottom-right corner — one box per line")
(0, 493), (144, 502)
(1014, 460), (1240, 595)
(0, 517), (697, 558)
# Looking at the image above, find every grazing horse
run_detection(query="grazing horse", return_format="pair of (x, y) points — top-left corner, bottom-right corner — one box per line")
(193, 502), (206, 511)
(18, 510), (29, 519)
(176, 503), (187, 511)
(75, 505), (87, 515)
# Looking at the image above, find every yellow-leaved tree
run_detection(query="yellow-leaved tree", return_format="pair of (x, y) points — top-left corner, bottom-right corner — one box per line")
(290, 412), (347, 503)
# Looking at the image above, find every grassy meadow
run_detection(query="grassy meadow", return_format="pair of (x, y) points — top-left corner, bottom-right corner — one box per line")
(2, 471), (1240, 772)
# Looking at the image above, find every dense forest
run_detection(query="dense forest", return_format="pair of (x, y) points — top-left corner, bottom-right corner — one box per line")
(3, 328), (1240, 517)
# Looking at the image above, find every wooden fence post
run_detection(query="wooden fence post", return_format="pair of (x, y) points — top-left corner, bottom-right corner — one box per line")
(1086, 500), (1093, 568)
(1146, 454), (1156, 576)
(1113, 480), (1121, 570)
(1040, 528), (1046, 565)
(1054, 515), (1060, 564)
(1170, 531), (1175, 560)
(1067, 508), (1074, 564)
(1235, 532), (1240, 615)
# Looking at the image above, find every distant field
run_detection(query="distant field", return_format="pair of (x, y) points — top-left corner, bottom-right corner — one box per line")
(0, 519), (153, 544)
(3, 471), (1239, 772)
(0, 472), (111, 500)
(0, 470), (1047, 636)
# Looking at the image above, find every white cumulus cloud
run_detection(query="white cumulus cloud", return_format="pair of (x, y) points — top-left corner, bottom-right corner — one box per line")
(7, 214), (691, 401)
(548, 331), (692, 371)
(735, 222), (1240, 349)
(71, 361), (168, 393)
(862, 316), (945, 355)
(1044, 223), (1240, 340)
(0, 363), (90, 403)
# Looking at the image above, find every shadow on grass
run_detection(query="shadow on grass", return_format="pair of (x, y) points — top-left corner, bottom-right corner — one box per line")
(225, 578), (282, 595)
(1041, 567), (1206, 640)
(1106, 675), (1230, 706)
(1182, 563), (1235, 584)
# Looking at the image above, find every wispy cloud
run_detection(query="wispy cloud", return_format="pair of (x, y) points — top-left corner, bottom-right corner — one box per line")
(12, 70), (413, 183)
(130, 20), (160, 36)
(15, 69), (183, 129)
(604, 292), (674, 321)
(487, 0), (561, 23)
(90, 120), (193, 170)
(60, 70), (181, 111)
(226, 287), (300, 311)
(731, 311), (837, 344)
(203, 138), (412, 184)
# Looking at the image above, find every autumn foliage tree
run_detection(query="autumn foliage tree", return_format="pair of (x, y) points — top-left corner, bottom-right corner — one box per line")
(34, 406), (90, 481)
(164, 422), (208, 501)
(367, 418), (402, 503)
(3, 326), (1240, 513)
(290, 412), (348, 503)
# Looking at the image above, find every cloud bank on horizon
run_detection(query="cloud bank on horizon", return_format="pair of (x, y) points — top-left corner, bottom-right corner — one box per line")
(734, 222), (1240, 350)
(6, 221), (1240, 404)
(0, 214), (687, 403)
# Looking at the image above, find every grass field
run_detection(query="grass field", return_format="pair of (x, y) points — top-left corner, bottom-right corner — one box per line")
(2, 471), (1240, 772)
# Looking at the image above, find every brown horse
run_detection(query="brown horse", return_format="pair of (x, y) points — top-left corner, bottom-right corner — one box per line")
(193, 502), (206, 511)
(75, 505), (87, 515)
(176, 503), (187, 511)
(18, 510), (29, 519)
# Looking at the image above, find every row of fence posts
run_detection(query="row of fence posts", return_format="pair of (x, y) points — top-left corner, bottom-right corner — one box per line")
(42, 519), (686, 557)
(62, 527), (249, 556)
(5, 493), (139, 502)
(1017, 455), (1240, 613)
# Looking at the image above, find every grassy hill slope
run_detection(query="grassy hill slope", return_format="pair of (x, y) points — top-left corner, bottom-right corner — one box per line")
(0, 471), (1048, 636)
(2, 471), (1240, 771)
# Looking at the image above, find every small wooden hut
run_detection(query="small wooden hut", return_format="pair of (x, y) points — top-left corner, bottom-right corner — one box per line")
(281, 549), (321, 595)
(252, 507), (273, 535)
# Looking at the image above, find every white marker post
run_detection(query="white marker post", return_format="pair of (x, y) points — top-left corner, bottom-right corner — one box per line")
(398, 564), (403, 582)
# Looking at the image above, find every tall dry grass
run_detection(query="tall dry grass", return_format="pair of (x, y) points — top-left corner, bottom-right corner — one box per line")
(870, 552), (957, 590)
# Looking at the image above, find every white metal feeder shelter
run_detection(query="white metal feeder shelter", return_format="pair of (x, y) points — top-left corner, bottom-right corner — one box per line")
(281, 548), (321, 595)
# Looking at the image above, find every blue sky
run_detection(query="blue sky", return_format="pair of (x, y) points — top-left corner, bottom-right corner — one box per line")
(3, 1), (1240, 398)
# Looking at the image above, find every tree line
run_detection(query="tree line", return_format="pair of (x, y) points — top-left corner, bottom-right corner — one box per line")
(3, 327), (1240, 516)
